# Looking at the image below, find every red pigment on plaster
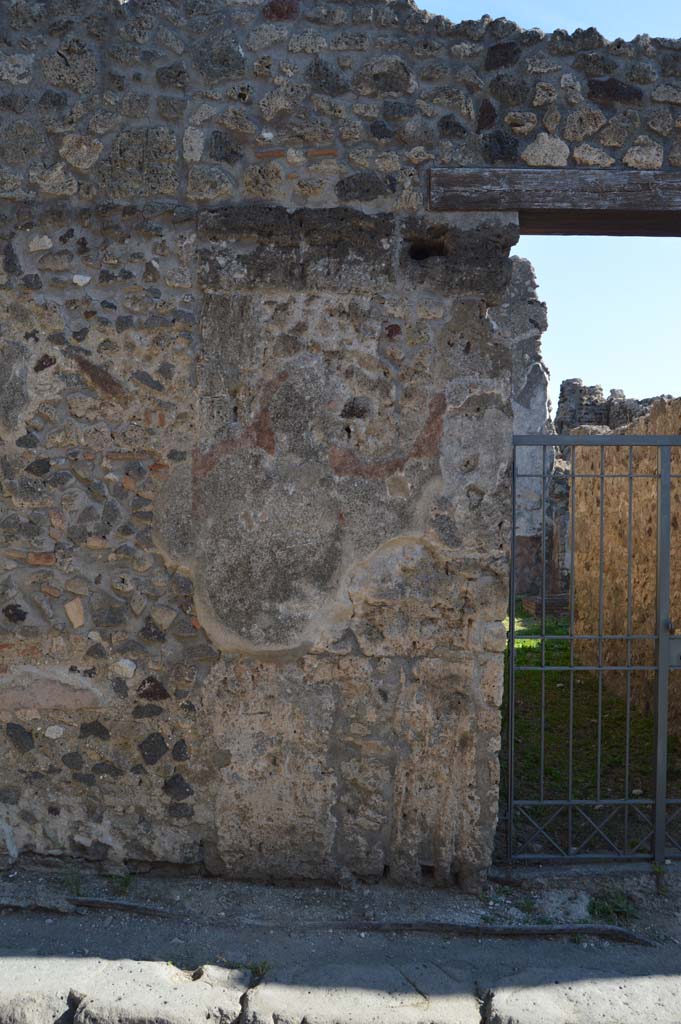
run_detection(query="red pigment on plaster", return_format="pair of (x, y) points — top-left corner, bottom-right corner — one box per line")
(329, 392), (447, 479)
(411, 392), (447, 459)
(193, 372), (288, 478)
(329, 449), (405, 480)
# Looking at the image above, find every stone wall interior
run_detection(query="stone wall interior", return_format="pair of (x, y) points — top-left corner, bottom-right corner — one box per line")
(555, 379), (668, 435)
(515, 381), (676, 605)
(1, 0), (680, 885)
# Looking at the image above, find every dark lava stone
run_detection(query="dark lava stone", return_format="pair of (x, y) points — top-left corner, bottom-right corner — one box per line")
(16, 433), (39, 449)
(6, 723), (34, 753)
(81, 839), (111, 861)
(139, 618), (166, 643)
(263, 0), (299, 20)
(79, 720), (110, 740)
(40, 88), (67, 109)
(489, 72), (530, 106)
(3, 243), (19, 275)
(86, 643), (107, 659)
(92, 761), (124, 778)
(62, 752), (84, 770)
(573, 52), (618, 76)
(370, 119), (394, 139)
(482, 129), (519, 163)
(169, 802), (194, 818)
(139, 732), (168, 765)
(49, 471), (72, 488)
(485, 40), (522, 71)
(587, 77), (643, 105)
(162, 772), (194, 800)
(207, 130), (242, 165)
(341, 397), (371, 420)
(476, 98), (497, 132)
(3, 603), (27, 623)
(336, 171), (396, 202)
(133, 704), (163, 719)
(155, 62), (188, 90)
(662, 53), (681, 78)
(73, 772), (96, 786)
(32, 354), (53, 374)
(438, 114), (468, 139)
(25, 458), (51, 476)
(137, 675), (170, 701)
(306, 56), (349, 96)
(383, 99), (415, 120)
(172, 739), (189, 762)
(112, 678), (129, 698)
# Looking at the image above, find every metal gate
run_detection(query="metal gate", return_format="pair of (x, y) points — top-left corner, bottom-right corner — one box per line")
(503, 434), (681, 865)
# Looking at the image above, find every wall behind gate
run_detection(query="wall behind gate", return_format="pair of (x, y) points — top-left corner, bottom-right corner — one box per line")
(571, 402), (681, 730)
(2, 0), (678, 884)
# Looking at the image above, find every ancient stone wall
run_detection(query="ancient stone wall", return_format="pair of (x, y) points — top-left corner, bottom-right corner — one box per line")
(555, 379), (667, 435)
(1, 0), (679, 884)
(506, 259), (551, 597)
(0, 197), (519, 885)
(573, 400), (681, 649)
(517, 380), (671, 604)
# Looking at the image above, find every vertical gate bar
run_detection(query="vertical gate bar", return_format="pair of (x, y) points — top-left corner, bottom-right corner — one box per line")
(654, 444), (672, 866)
(597, 445), (605, 803)
(568, 444), (576, 854)
(506, 444), (518, 864)
(625, 446), (634, 854)
(540, 445), (547, 802)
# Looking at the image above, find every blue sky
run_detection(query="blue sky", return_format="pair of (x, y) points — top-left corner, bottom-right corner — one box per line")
(421, 0), (681, 39)
(421, 1), (681, 412)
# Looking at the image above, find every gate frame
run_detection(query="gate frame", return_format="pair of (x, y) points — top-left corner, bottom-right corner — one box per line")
(427, 166), (681, 868)
(506, 433), (681, 868)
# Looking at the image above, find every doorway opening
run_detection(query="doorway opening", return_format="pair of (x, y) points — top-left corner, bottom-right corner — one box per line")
(499, 232), (681, 866)
(500, 434), (681, 864)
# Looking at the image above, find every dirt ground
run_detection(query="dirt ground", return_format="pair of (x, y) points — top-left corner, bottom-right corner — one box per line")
(2, 859), (681, 1024)
(1, 857), (680, 966)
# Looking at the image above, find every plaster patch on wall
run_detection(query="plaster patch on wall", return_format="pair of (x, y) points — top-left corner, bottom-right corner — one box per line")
(0, 665), (109, 712)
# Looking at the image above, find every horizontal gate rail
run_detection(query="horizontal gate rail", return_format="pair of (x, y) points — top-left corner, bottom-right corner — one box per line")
(503, 433), (681, 867)
(514, 434), (681, 446)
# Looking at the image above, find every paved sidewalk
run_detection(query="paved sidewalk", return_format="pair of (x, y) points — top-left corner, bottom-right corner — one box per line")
(3, 940), (681, 1024)
(1, 864), (680, 1023)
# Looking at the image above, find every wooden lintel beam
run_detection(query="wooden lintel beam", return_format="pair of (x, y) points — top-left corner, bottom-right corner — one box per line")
(428, 168), (681, 236)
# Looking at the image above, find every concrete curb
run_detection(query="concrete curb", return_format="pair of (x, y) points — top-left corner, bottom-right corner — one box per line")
(0, 958), (248, 1024)
(5, 955), (681, 1024)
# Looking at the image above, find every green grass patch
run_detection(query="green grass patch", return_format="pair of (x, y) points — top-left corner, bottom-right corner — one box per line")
(61, 863), (82, 896)
(216, 957), (271, 984)
(499, 604), (681, 857)
(588, 887), (638, 925)
(108, 872), (134, 897)
(501, 606), (676, 803)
